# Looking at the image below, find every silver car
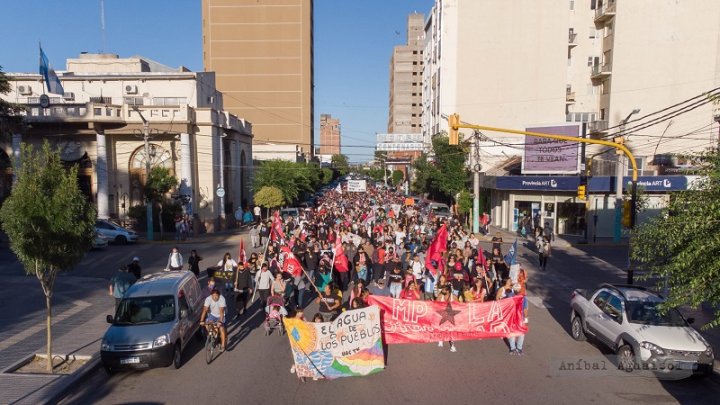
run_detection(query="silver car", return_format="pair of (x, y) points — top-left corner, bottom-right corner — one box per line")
(101, 271), (203, 372)
(95, 219), (139, 244)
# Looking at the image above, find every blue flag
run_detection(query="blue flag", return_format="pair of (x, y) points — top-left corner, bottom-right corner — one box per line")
(39, 44), (64, 95)
(504, 238), (518, 265)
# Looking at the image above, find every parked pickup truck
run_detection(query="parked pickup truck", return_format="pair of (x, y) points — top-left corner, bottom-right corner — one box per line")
(570, 284), (713, 376)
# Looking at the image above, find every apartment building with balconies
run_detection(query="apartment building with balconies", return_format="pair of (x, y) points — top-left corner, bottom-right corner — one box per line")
(0, 53), (254, 233)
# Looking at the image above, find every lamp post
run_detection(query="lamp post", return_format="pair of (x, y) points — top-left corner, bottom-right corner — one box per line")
(132, 107), (154, 241)
(613, 108), (640, 243)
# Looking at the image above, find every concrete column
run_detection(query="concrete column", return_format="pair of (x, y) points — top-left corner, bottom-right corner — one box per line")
(180, 132), (192, 196)
(96, 130), (109, 219)
(11, 133), (21, 183)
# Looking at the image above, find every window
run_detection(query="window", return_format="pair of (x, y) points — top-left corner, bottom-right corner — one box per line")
(604, 295), (623, 320)
(627, 157), (645, 177)
(570, 0), (574, 10)
(593, 290), (611, 309)
(589, 27), (597, 39)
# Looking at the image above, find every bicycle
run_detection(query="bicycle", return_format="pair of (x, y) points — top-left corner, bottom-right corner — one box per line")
(202, 321), (222, 364)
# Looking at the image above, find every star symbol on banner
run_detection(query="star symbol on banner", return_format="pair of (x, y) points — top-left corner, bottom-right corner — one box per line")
(437, 301), (461, 326)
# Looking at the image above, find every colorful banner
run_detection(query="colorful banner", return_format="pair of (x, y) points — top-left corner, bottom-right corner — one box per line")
(367, 295), (528, 344)
(283, 306), (385, 379)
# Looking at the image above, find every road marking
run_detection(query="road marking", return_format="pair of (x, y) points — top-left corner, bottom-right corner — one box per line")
(0, 300), (91, 351)
(526, 296), (553, 309)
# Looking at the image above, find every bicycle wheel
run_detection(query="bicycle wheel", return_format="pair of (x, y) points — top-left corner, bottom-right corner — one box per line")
(205, 334), (215, 364)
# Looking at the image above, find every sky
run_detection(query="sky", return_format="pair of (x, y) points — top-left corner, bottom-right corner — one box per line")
(0, 0), (435, 162)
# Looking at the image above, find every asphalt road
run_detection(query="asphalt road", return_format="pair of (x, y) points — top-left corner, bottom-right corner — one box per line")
(51, 234), (720, 405)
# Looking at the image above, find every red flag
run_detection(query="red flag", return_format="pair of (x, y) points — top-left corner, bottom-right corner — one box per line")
(333, 238), (349, 272)
(425, 224), (448, 276)
(281, 246), (302, 277)
(271, 211), (285, 241)
(476, 248), (488, 272)
(238, 238), (246, 264)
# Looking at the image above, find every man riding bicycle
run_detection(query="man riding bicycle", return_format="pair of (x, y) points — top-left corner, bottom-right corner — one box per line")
(200, 288), (227, 352)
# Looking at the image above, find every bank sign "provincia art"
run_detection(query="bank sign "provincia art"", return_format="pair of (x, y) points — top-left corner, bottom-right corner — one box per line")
(522, 124), (581, 175)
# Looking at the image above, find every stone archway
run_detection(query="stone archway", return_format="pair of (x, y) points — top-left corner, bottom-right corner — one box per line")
(128, 143), (175, 207)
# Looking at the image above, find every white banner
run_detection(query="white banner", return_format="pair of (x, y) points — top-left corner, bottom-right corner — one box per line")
(347, 180), (367, 192)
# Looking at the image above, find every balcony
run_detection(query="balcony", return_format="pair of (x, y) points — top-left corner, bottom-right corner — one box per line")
(568, 32), (578, 48)
(24, 102), (124, 124)
(588, 120), (609, 134)
(591, 63), (612, 81)
(594, 1), (616, 24)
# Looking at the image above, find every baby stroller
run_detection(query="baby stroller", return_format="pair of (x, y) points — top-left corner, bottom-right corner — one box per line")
(264, 294), (288, 336)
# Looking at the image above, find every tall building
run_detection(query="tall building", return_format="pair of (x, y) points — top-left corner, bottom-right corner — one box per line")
(319, 114), (341, 155)
(388, 13), (425, 134)
(202, 0), (314, 157)
(1, 53), (253, 233)
(423, 0), (720, 237)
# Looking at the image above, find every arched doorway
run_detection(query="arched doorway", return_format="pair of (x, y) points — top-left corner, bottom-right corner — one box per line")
(128, 143), (175, 207)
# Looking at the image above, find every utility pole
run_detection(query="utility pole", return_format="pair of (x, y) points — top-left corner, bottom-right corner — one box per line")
(472, 130), (481, 234)
(133, 107), (154, 241)
(614, 109), (640, 243)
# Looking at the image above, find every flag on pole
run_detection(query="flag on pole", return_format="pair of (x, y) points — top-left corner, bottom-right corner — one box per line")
(335, 183), (342, 194)
(39, 44), (64, 95)
(271, 211), (285, 241)
(424, 224), (448, 276)
(280, 246), (302, 277)
(333, 238), (349, 272)
(238, 238), (246, 264)
(504, 238), (518, 265)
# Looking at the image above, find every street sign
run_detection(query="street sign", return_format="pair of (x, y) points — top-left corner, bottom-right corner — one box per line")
(216, 187), (225, 198)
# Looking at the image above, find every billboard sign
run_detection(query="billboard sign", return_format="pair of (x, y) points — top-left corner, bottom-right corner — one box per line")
(522, 124), (581, 174)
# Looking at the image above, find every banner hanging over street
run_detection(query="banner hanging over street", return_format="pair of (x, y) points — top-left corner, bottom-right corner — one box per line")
(367, 295), (527, 344)
(283, 306), (385, 379)
(346, 180), (367, 192)
(522, 124), (581, 174)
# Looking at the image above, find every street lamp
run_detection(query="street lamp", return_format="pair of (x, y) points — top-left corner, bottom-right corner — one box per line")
(613, 108), (640, 243)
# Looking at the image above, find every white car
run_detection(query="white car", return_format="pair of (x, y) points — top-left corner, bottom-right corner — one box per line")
(570, 284), (714, 377)
(95, 219), (139, 245)
(91, 232), (110, 249)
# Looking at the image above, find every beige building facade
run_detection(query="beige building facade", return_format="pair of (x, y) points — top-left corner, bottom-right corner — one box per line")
(1, 53), (253, 233)
(319, 114), (341, 156)
(388, 13), (425, 134)
(202, 0), (314, 156)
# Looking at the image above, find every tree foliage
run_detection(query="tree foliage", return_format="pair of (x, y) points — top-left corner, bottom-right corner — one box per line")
(391, 170), (404, 186)
(321, 168), (334, 185)
(0, 141), (96, 371)
(411, 134), (468, 202)
(144, 166), (178, 201)
(630, 149), (720, 328)
(254, 186), (284, 209)
(0, 66), (24, 140)
(253, 160), (317, 205)
(331, 154), (350, 176)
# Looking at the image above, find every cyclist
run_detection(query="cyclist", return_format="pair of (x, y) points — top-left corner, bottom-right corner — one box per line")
(200, 288), (227, 352)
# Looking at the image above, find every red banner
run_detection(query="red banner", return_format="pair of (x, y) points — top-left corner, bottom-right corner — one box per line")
(367, 295), (528, 344)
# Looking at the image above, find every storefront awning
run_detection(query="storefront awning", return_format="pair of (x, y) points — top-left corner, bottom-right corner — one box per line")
(483, 175), (696, 192)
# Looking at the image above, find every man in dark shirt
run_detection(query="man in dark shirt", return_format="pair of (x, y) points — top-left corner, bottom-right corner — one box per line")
(491, 232), (504, 253)
(127, 257), (142, 280)
(316, 284), (340, 321)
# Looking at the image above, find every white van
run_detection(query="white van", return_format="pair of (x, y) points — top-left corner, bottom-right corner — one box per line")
(101, 271), (203, 372)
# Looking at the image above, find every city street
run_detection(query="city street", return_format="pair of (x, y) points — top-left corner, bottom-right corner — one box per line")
(23, 231), (713, 405)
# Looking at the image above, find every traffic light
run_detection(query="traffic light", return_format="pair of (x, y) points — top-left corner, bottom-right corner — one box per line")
(577, 174), (587, 200)
(448, 113), (460, 145)
(577, 184), (587, 200)
(613, 136), (625, 155)
(622, 200), (632, 227)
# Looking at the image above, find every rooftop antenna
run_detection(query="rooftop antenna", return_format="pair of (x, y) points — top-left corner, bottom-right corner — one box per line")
(100, 0), (107, 53)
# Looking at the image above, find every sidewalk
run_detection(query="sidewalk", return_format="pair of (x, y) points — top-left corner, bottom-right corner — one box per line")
(0, 277), (111, 405)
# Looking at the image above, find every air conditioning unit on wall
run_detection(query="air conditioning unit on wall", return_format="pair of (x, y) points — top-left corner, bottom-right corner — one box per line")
(124, 84), (138, 94)
(18, 85), (32, 95)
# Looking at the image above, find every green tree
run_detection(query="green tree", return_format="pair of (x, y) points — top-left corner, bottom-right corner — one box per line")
(411, 134), (467, 203)
(144, 166), (177, 239)
(456, 190), (473, 227)
(321, 168), (334, 185)
(0, 141), (96, 372)
(253, 160), (315, 205)
(391, 169), (404, 186)
(254, 186), (284, 217)
(331, 154), (350, 176)
(0, 66), (24, 141)
(630, 149), (720, 328)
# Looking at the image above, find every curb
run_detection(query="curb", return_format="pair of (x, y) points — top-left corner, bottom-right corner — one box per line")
(44, 355), (101, 405)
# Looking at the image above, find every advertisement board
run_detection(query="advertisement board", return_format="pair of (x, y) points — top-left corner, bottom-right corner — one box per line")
(522, 124), (581, 174)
